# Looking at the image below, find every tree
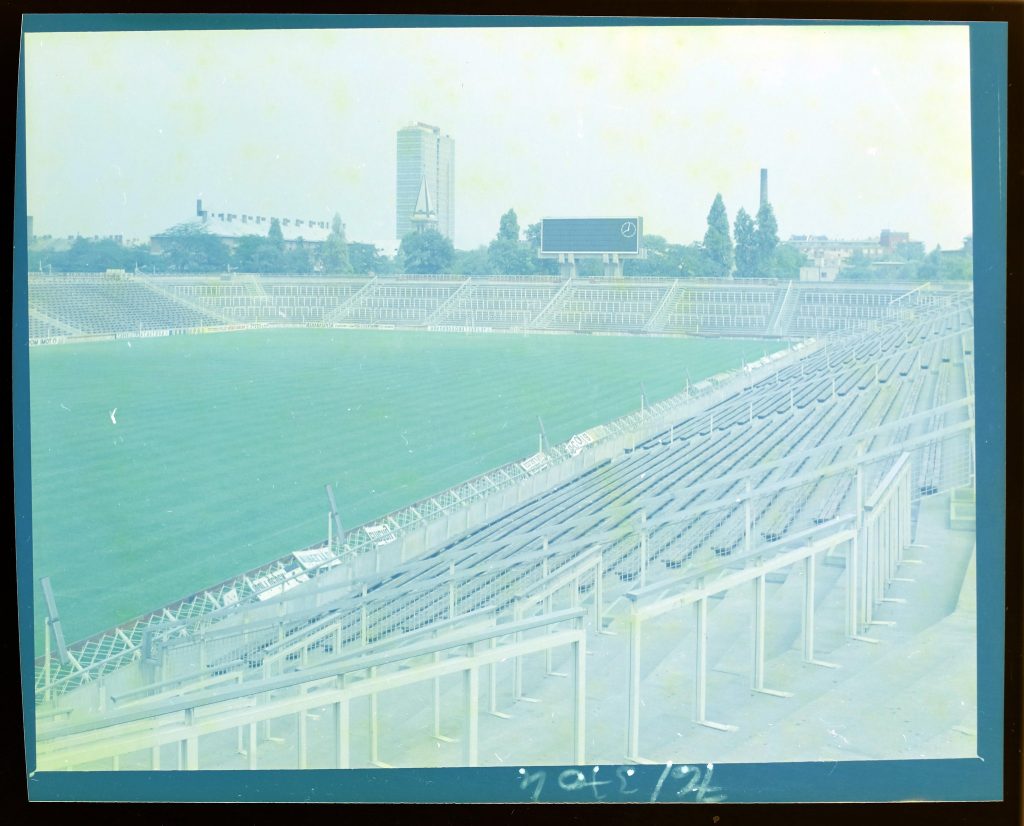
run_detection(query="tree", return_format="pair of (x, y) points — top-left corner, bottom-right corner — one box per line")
(524, 222), (558, 276)
(770, 243), (809, 280)
(488, 238), (533, 275)
(679, 243), (714, 278)
(285, 238), (312, 274)
(233, 234), (283, 273)
(320, 214), (353, 274)
(733, 208), (758, 278)
(56, 237), (123, 271)
(488, 208), (533, 275)
(754, 202), (779, 274)
(453, 246), (494, 276)
(159, 227), (231, 272)
(349, 242), (391, 275)
(498, 209), (521, 242)
(268, 218), (285, 248)
(399, 229), (454, 274)
(623, 234), (687, 277)
(895, 241), (926, 261)
(702, 194), (733, 277)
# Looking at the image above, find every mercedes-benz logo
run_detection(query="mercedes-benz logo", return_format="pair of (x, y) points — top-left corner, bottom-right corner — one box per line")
(621, 221), (637, 238)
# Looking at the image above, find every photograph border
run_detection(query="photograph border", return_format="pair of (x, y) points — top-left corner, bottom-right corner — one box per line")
(13, 12), (1009, 805)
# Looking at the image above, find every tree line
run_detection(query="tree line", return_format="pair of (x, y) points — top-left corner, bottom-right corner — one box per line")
(30, 214), (387, 276)
(30, 198), (970, 281)
(400, 196), (800, 279)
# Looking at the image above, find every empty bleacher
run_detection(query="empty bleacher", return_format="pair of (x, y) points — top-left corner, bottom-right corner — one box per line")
(535, 282), (670, 332)
(335, 281), (463, 326)
(657, 286), (781, 336)
(28, 275), (221, 335)
(28, 273), (969, 343)
(166, 277), (365, 324)
(430, 280), (563, 328)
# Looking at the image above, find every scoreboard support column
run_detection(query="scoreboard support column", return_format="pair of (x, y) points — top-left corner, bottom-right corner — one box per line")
(558, 253), (576, 279)
(603, 254), (623, 278)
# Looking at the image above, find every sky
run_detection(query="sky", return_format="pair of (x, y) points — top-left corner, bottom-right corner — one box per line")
(24, 23), (973, 251)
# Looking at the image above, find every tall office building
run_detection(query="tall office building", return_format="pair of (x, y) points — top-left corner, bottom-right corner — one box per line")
(396, 122), (454, 242)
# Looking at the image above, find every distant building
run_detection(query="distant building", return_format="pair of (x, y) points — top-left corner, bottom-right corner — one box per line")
(879, 229), (910, 251)
(788, 234), (886, 262)
(940, 235), (974, 261)
(792, 232), (886, 282)
(759, 169), (768, 209)
(396, 123), (454, 241)
(27, 215), (33, 241)
(151, 199), (332, 253)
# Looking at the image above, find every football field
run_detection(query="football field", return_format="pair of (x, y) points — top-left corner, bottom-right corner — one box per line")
(28, 328), (789, 645)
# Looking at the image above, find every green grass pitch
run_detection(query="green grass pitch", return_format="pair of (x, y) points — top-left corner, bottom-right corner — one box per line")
(29, 328), (788, 646)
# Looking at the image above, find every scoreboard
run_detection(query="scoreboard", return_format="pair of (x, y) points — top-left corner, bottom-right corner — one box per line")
(540, 217), (643, 255)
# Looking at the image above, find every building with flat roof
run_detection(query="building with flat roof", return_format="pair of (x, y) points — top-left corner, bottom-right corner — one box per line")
(151, 199), (332, 253)
(396, 122), (454, 242)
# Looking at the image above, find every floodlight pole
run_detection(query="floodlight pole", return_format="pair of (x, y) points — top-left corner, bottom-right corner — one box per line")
(537, 416), (550, 454)
(40, 576), (69, 666)
(325, 485), (345, 552)
(44, 618), (51, 703)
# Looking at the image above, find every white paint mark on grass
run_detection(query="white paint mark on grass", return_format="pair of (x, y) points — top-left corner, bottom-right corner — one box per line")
(110, 408), (118, 425)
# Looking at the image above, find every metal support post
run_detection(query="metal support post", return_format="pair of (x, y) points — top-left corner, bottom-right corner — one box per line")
(803, 552), (839, 668)
(184, 709), (199, 770)
(334, 696), (350, 769)
(185, 741), (198, 773)
(868, 510), (896, 626)
(695, 597), (738, 730)
(744, 480), (752, 553)
(863, 520), (874, 624)
(297, 708), (308, 769)
(360, 585), (368, 646)
(44, 618), (51, 704)
(463, 663), (480, 767)
(433, 651), (457, 741)
(639, 512), (648, 587)
(626, 606), (641, 761)
(594, 556), (608, 633)
(487, 636), (511, 718)
(878, 497), (906, 608)
(248, 721), (258, 770)
(448, 562), (457, 619)
(368, 665), (389, 767)
(542, 554), (562, 676)
(512, 598), (539, 703)
(263, 707), (283, 743)
(752, 574), (793, 697)
(884, 497), (892, 581)
(572, 637), (586, 765)
(848, 533), (879, 644)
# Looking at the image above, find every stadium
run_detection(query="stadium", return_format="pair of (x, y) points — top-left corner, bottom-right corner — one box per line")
(27, 269), (976, 771)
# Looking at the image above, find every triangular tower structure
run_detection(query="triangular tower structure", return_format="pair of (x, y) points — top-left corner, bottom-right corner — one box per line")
(410, 176), (438, 234)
